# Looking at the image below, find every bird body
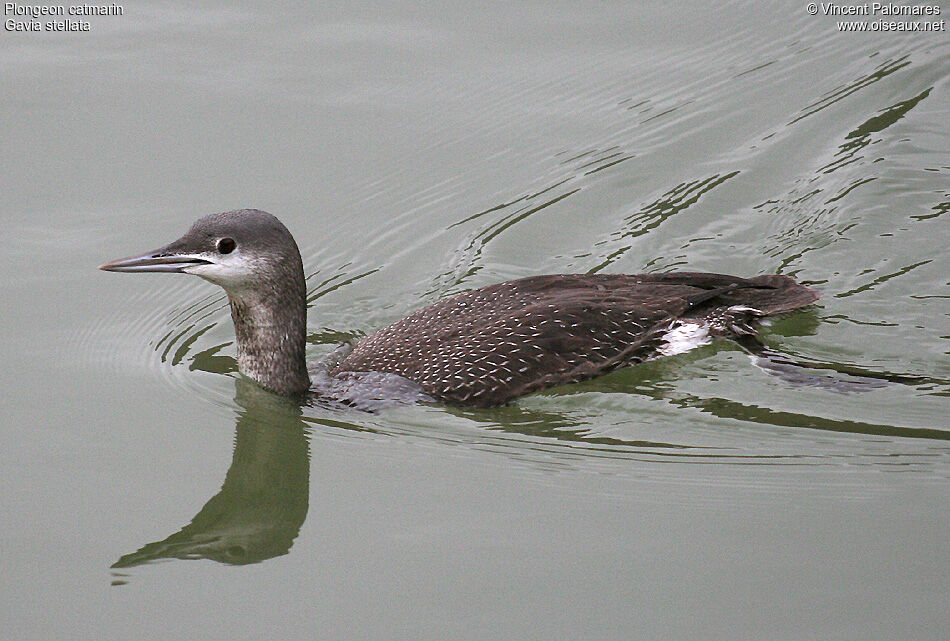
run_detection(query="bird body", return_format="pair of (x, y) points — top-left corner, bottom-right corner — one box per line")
(334, 273), (816, 406)
(101, 209), (820, 406)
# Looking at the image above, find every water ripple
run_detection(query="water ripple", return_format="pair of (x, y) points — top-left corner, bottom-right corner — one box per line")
(789, 55), (913, 126)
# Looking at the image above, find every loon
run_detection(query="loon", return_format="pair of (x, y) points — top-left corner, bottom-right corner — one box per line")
(100, 209), (820, 407)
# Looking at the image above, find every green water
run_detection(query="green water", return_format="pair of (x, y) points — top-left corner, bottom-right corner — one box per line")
(1, 2), (947, 639)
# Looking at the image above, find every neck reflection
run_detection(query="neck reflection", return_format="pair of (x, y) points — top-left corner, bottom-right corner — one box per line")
(112, 379), (310, 569)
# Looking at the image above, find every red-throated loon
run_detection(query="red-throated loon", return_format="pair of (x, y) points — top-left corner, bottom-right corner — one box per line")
(100, 209), (820, 406)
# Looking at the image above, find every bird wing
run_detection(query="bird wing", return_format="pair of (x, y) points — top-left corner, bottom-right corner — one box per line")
(338, 275), (706, 406)
(335, 273), (817, 406)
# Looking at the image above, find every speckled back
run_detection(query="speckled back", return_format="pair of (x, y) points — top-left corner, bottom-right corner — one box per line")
(332, 273), (818, 407)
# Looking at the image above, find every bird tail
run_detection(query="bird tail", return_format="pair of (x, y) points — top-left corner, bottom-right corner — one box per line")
(720, 274), (820, 316)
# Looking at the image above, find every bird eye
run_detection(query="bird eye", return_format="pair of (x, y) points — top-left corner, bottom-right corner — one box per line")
(217, 237), (236, 254)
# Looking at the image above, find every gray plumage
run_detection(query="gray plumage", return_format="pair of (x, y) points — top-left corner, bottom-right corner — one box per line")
(101, 209), (820, 406)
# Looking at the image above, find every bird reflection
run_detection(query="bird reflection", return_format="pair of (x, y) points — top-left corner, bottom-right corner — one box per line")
(112, 379), (310, 569)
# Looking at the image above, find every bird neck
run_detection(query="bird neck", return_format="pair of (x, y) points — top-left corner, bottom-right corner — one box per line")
(226, 273), (310, 396)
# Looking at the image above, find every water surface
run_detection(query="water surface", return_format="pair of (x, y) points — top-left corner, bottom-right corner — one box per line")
(1, 2), (947, 639)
